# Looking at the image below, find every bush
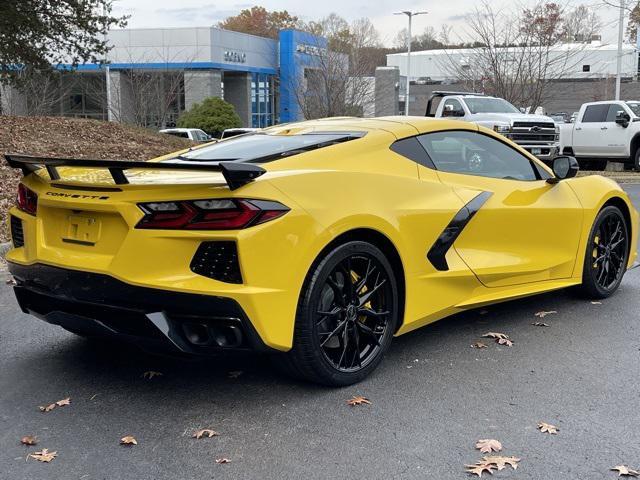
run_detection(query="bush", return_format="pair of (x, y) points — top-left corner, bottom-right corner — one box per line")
(176, 97), (242, 136)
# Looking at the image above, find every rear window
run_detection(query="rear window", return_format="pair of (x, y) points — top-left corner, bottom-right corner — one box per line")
(174, 132), (363, 163)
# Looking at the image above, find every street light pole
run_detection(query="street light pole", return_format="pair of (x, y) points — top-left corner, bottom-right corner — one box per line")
(615, 0), (624, 100)
(394, 10), (427, 115)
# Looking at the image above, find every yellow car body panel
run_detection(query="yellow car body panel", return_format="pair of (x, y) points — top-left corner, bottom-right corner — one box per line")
(5, 117), (638, 353)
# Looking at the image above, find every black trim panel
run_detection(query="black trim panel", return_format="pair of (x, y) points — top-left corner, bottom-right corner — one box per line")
(427, 191), (492, 271)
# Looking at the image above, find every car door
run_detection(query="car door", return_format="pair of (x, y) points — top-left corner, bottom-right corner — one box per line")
(417, 129), (584, 288)
(573, 104), (608, 156)
(603, 104), (630, 157)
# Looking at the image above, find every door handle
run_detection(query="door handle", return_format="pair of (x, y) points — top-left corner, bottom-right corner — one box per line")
(601, 126), (608, 130)
(575, 127), (582, 130)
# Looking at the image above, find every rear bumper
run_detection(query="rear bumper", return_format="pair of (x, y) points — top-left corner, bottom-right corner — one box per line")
(8, 262), (273, 355)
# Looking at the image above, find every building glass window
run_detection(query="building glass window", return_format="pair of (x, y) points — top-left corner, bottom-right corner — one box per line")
(251, 73), (275, 128)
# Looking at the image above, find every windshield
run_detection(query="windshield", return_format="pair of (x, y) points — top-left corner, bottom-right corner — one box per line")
(626, 102), (640, 117)
(172, 132), (360, 162)
(464, 98), (520, 114)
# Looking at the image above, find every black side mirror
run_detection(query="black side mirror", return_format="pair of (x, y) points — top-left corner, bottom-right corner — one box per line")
(547, 156), (579, 184)
(616, 111), (631, 127)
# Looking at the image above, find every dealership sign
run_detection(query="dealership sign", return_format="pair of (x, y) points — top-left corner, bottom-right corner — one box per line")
(224, 50), (247, 63)
(296, 44), (327, 56)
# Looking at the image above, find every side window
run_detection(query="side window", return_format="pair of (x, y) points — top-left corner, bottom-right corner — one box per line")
(389, 137), (435, 168)
(416, 130), (540, 181)
(605, 104), (624, 122)
(582, 104), (608, 123)
(442, 99), (464, 117)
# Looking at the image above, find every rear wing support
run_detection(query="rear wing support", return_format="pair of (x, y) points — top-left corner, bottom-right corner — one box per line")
(3, 154), (266, 190)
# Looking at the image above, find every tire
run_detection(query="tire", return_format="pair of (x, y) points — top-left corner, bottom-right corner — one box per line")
(578, 206), (629, 299)
(634, 148), (640, 171)
(274, 241), (399, 386)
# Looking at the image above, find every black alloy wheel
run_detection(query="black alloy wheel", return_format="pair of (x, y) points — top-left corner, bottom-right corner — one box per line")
(580, 206), (629, 298)
(276, 241), (398, 386)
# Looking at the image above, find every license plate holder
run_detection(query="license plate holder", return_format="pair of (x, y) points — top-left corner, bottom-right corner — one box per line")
(63, 215), (101, 246)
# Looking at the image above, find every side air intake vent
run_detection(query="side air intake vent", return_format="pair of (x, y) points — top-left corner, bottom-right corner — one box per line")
(10, 215), (24, 248)
(190, 241), (242, 284)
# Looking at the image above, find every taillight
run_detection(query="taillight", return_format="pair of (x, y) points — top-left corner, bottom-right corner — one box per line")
(136, 199), (289, 230)
(16, 184), (38, 215)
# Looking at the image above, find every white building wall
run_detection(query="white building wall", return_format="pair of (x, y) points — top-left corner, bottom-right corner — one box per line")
(387, 43), (639, 81)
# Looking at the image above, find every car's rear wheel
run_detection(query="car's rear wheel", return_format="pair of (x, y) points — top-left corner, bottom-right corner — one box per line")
(579, 206), (629, 299)
(276, 241), (399, 386)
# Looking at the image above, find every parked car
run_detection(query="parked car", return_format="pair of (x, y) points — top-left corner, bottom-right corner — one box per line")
(220, 128), (260, 139)
(426, 91), (560, 163)
(159, 128), (212, 142)
(413, 77), (433, 85)
(558, 100), (640, 170)
(549, 112), (571, 124)
(5, 117), (637, 386)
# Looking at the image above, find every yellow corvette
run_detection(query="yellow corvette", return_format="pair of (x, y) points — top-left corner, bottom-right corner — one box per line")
(4, 117), (638, 386)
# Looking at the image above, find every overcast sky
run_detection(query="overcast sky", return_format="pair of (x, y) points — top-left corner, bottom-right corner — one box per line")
(112, 0), (627, 46)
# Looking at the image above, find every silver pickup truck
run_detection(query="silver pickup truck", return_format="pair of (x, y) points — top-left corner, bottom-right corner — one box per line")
(426, 91), (560, 163)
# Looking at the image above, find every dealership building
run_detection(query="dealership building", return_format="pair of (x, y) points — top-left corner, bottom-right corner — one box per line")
(0, 27), (328, 128)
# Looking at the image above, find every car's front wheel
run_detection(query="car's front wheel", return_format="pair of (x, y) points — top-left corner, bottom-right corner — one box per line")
(579, 205), (629, 299)
(276, 241), (399, 386)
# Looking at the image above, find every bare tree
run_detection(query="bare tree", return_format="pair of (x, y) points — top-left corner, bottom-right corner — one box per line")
(564, 5), (601, 42)
(441, 1), (593, 110)
(292, 15), (380, 119)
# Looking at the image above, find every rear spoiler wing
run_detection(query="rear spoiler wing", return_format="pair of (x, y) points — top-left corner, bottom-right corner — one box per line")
(3, 154), (266, 190)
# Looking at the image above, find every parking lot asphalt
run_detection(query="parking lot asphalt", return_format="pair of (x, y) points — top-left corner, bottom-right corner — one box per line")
(1, 185), (639, 480)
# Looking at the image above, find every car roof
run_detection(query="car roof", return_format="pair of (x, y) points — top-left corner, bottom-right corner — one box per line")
(159, 128), (199, 133)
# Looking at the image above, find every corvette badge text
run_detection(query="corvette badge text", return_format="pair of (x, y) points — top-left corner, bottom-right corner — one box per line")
(46, 192), (109, 200)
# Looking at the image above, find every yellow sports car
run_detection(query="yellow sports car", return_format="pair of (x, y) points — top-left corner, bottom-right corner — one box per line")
(4, 117), (638, 386)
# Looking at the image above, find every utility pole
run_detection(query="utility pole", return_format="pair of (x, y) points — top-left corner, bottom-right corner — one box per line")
(615, 0), (624, 100)
(394, 10), (427, 115)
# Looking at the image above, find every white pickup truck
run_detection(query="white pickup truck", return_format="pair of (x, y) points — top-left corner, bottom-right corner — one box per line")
(558, 100), (640, 170)
(426, 91), (560, 162)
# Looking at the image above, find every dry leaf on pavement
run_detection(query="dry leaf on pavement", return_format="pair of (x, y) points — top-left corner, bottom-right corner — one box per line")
(482, 332), (508, 340)
(532, 322), (550, 327)
(535, 310), (557, 318)
(39, 403), (57, 413)
(55, 398), (71, 407)
(20, 435), (38, 446)
(591, 301), (602, 305)
(141, 371), (163, 380)
(482, 456), (521, 471)
(193, 429), (219, 439)
(612, 465), (640, 477)
(497, 338), (514, 347)
(465, 462), (495, 477)
(471, 342), (488, 349)
(215, 458), (231, 464)
(475, 439), (502, 453)
(29, 449), (57, 463)
(120, 436), (138, 446)
(537, 422), (559, 434)
(347, 395), (372, 406)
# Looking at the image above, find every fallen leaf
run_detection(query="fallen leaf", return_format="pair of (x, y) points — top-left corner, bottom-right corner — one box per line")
(227, 371), (243, 379)
(6, 277), (17, 286)
(120, 435), (138, 446)
(482, 332), (509, 340)
(39, 403), (56, 413)
(346, 395), (372, 406)
(497, 338), (514, 347)
(29, 448), (57, 463)
(531, 322), (550, 327)
(482, 456), (521, 471)
(537, 422), (559, 434)
(475, 439), (502, 454)
(465, 463), (495, 477)
(55, 398), (71, 407)
(215, 458), (231, 464)
(471, 342), (488, 349)
(591, 301), (602, 305)
(535, 310), (557, 318)
(141, 371), (163, 380)
(193, 429), (219, 439)
(612, 465), (640, 477)
(20, 435), (37, 446)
